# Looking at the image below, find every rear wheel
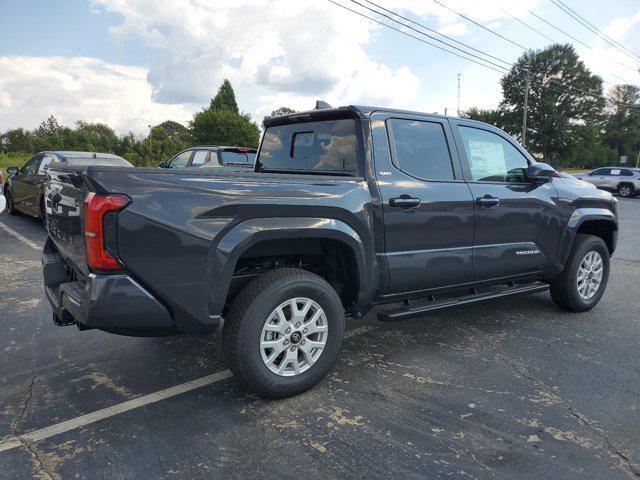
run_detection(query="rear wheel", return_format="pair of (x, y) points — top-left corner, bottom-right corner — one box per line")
(617, 183), (634, 198)
(223, 268), (345, 398)
(550, 234), (609, 312)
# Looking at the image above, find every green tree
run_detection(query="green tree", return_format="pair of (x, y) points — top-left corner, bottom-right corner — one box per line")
(191, 108), (260, 148)
(1, 128), (35, 153)
(33, 115), (65, 151)
(499, 44), (605, 164)
(210, 79), (239, 113)
(603, 84), (640, 162)
(461, 107), (507, 128)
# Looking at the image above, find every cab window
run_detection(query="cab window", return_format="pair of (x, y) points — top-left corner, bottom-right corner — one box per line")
(458, 127), (528, 183)
(388, 119), (454, 181)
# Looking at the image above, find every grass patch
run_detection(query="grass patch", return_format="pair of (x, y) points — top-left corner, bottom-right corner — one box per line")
(0, 152), (31, 182)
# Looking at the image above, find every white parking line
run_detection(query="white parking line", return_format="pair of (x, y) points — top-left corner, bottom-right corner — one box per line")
(0, 221), (41, 250)
(0, 325), (376, 453)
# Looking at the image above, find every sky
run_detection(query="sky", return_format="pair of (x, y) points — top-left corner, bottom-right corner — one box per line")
(0, 0), (639, 136)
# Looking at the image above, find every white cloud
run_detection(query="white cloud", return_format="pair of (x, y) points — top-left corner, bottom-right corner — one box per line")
(2, 0), (550, 132)
(602, 8), (640, 40)
(0, 56), (192, 134)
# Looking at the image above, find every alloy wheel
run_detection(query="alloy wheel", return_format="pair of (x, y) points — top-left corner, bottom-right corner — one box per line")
(577, 250), (603, 300)
(259, 297), (328, 377)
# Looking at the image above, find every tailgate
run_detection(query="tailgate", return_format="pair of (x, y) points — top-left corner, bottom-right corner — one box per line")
(45, 167), (90, 276)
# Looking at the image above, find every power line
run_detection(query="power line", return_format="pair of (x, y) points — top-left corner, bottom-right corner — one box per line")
(430, 0), (527, 50)
(525, 9), (639, 82)
(499, 8), (556, 44)
(327, 0), (507, 74)
(351, 0), (510, 70)
(550, 0), (640, 64)
(328, 0), (640, 110)
(361, 0), (511, 68)
(553, 0), (640, 61)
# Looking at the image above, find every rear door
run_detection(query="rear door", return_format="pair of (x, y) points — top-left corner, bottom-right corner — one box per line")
(451, 120), (563, 281)
(372, 112), (475, 295)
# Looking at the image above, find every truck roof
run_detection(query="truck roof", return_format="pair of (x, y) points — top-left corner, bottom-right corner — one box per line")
(263, 104), (488, 127)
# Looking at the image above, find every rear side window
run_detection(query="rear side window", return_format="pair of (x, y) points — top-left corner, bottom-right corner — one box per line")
(458, 126), (529, 182)
(388, 119), (454, 180)
(191, 150), (209, 166)
(220, 150), (256, 166)
(621, 169), (633, 176)
(258, 119), (358, 175)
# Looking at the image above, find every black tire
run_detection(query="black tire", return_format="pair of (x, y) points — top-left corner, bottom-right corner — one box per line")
(550, 234), (610, 312)
(617, 183), (634, 198)
(40, 196), (47, 228)
(5, 189), (18, 215)
(223, 267), (345, 398)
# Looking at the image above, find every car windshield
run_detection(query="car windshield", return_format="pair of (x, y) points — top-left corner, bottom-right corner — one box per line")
(65, 156), (133, 167)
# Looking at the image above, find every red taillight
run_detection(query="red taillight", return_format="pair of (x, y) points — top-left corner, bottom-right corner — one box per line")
(83, 192), (130, 271)
(236, 147), (251, 153)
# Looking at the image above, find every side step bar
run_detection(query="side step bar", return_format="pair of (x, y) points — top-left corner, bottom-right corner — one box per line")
(377, 282), (549, 322)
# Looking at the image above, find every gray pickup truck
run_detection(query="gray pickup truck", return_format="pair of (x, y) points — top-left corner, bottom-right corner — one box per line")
(43, 105), (618, 397)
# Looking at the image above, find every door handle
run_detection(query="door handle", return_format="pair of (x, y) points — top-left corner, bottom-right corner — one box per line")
(389, 196), (421, 209)
(476, 195), (500, 207)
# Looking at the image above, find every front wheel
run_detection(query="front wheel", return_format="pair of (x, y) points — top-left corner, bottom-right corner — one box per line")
(223, 268), (345, 398)
(550, 234), (610, 312)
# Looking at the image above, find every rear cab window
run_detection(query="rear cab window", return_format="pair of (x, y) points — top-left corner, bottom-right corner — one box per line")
(257, 119), (359, 176)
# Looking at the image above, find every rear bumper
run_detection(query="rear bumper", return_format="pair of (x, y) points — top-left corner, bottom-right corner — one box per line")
(43, 237), (177, 335)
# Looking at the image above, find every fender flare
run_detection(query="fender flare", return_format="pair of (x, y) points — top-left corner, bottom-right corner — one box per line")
(206, 217), (372, 317)
(555, 208), (617, 270)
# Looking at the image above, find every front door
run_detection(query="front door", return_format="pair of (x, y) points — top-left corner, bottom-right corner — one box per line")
(372, 113), (475, 296)
(451, 121), (563, 281)
(12, 154), (43, 214)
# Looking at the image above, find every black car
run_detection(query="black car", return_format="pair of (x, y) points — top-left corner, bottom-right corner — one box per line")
(43, 104), (617, 398)
(158, 146), (257, 171)
(4, 151), (132, 223)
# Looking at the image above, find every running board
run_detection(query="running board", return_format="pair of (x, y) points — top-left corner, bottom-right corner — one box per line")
(377, 282), (549, 322)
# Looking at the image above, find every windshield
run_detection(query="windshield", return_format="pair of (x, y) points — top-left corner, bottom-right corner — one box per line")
(65, 156), (133, 167)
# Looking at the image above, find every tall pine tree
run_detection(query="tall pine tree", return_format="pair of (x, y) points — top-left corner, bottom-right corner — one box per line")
(210, 79), (239, 113)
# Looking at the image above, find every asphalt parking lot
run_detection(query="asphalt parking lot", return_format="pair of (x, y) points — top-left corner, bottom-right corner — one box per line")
(0, 198), (639, 480)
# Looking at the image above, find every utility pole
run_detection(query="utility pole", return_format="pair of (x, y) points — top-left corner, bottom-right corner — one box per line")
(457, 73), (461, 116)
(521, 66), (531, 147)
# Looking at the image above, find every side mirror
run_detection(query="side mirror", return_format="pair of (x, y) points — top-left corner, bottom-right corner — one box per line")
(526, 163), (555, 184)
(158, 161), (169, 168)
(7, 166), (18, 175)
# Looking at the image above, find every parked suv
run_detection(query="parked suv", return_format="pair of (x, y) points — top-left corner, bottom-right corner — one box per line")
(4, 151), (132, 224)
(158, 146), (256, 171)
(43, 105), (617, 398)
(573, 167), (640, 197)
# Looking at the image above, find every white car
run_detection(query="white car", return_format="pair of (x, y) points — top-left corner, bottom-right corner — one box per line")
(573, 167), (640, 198)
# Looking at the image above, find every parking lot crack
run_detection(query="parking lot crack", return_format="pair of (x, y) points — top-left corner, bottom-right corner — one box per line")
(498, 355), (639, 478)
(8, 369), (59, 479)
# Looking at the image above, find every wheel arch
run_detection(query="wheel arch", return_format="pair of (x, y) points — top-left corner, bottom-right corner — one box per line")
(555, 208), (617, 273)
(208, 217), (373, 318)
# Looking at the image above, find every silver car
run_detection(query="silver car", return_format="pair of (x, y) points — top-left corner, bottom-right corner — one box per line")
(573, 167), (640, 198)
